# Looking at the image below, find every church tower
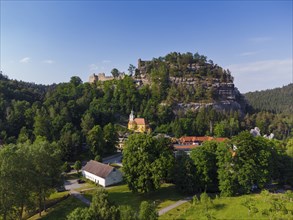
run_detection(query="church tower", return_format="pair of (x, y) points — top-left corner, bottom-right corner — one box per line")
(129, 110), (134, 121)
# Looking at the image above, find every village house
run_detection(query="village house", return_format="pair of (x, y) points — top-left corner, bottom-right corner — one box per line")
(174, 136), (228, 155)
(173, 144), (199, 156)
(128, 110), (151, 133)
(82, 160), (123, 187)
(178, 136), (227, 146)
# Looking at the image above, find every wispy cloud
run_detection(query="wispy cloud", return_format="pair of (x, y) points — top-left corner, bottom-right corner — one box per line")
(89, 60), (111, 72)
(249, 37), (272, 43)
(19, 57), (31, 63)
(89, 64), (99, 71)
(43, 59), (55, 64)
(239, 51), (259, 56)
(227, 59), (292, 73)
(226, 59), (293, 92)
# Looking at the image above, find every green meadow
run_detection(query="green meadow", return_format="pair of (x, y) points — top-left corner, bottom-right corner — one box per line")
(160, 192), (293, 220)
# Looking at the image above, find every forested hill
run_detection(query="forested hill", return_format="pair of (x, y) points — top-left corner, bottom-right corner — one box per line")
(0, 52), (291, 152)
(135, 52), (248, 114)
(0, 72), (52, 103)
(245, 84), (293, 114)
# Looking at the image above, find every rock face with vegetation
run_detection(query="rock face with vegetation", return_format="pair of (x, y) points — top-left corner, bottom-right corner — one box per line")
(134, 52), (248, 114)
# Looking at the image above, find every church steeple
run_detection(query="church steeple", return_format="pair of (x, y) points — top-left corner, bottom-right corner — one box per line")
(129, 110), (134, 121)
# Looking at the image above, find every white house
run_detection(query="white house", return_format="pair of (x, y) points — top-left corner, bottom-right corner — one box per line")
(82, 160), (123, 187)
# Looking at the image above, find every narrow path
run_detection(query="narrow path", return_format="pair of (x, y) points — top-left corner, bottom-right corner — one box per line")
(158, 196), (193, 216)
(70, 189), (91, 206)
(64, 177), (91, 206)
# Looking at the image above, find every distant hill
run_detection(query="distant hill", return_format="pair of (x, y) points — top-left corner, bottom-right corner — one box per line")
(0, 72), (53, 103)
(244, 84), (293, 114)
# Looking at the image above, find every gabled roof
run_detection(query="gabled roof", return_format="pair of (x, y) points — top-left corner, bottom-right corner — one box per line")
(82, 160), (114, 178)
(174, 144), (199, 150)
(180, 136), (212, 143)
(134, 118), (146, 125)
(179, 136), (228, 143)
(179, 136), (195, 142)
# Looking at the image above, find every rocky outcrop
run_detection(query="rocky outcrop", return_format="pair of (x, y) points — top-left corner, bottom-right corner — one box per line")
(174, 100), (246, 115)
(125, 56), (249, 115)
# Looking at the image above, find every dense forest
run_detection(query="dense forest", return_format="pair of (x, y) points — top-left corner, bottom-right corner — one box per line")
(1, 52), (293, 220)
(245, 83), (293, 114)
(0, 52), (292, 162)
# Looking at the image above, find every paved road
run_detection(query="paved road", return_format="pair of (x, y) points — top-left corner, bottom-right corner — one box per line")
(158, 196), (193, 216)
(64, 179), (81, 191)
(64, 178), (91, 206)
(102, 153), (122, 166)
(71, 190), (91, 206)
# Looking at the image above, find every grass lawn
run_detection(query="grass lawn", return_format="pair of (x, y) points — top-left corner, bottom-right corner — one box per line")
(47, 191), (69, 200)
(28, 196), (87, 220)
(159, 193), (293, 220)
(83, 183), (186, 211)
(25, 191), (69, 219)
(64, 172), (80, 180)
(159, 202), (191, 220)
(75, 180), (97, 191)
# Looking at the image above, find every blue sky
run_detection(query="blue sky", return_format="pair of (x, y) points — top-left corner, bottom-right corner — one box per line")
(1, 1), (292, 93)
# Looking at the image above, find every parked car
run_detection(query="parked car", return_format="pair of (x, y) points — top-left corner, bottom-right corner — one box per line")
(77, 179), (85, 184)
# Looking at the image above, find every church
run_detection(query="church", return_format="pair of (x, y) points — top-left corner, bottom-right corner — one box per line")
(128, 110), (151, 133)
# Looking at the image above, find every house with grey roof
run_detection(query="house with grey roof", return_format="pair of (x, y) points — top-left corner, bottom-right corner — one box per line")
(82, 160), (123, 187)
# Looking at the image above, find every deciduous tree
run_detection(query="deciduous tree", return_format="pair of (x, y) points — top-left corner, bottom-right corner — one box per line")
(103, 123), (118, 155)
(111, 68), (120, 78)
(86, 125), (105, 157)
(190, 141), (219, 192)
(29, 139), (62, 216)
(217, 131), (276, 196)
(138, 201), (158, 220)
(88, 187), (119, 220)
(173, 151), (198, 193)
(119, 205), (137, 220)
(123, 134), (174, 193)
(74, 160), (82, 174)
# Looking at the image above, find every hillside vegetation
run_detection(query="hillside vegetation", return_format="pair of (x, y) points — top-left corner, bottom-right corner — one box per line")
(1, 52), (293, 220)
(160, 191), (293, 220)
(135, 52), (247, 111)
(245, 83), (293, 114)
(0, 52), (292, 154)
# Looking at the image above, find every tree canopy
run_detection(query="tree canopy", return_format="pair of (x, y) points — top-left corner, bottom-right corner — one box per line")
(217, 131), (277, 196)
(122, 134), (174, 193)
(0, 140), (62, 219)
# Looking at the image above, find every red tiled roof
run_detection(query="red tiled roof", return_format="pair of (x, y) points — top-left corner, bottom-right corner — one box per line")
(214, 137), (228, 142)
(82, 160), (114, 178)
(196, 136), (213, 142)
(134, 118), (146, 125)
(174, 144), (199, 150)
(179, 136), (228, 143)
(179, 136), (195, 142)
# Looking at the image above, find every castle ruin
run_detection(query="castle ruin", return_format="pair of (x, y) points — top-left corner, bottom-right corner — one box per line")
(89, 73), (125, 84)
